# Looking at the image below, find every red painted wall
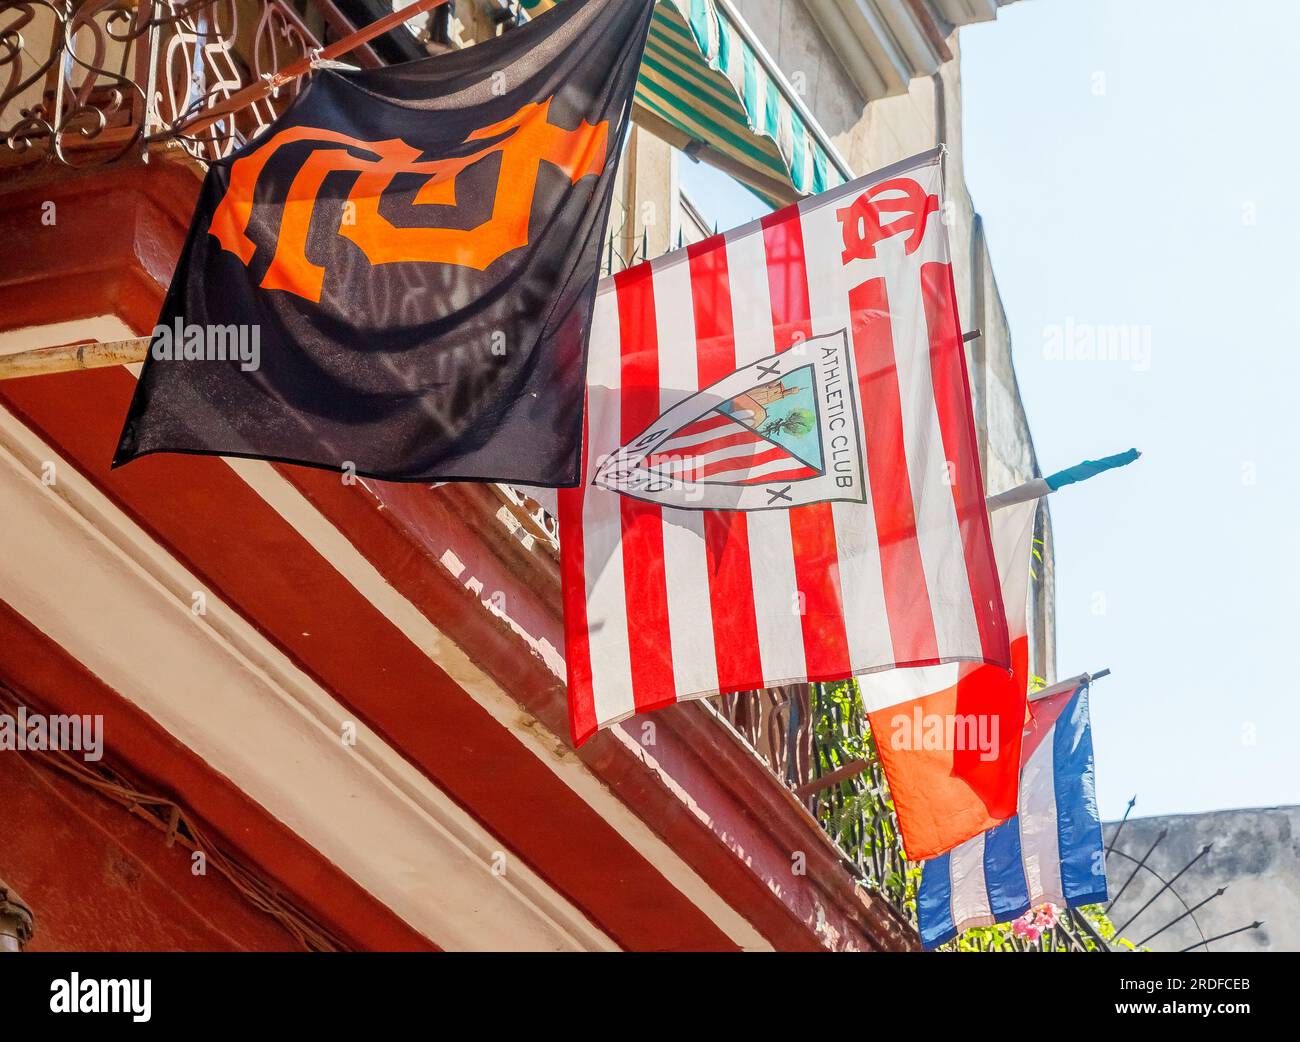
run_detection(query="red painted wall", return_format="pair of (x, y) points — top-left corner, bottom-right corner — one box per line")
(0, 747), (302, 952)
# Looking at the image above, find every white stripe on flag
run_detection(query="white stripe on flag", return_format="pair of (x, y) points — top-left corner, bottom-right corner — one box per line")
(652, 433), (769, 472)
(580, 286), (637, 726)
(708, 454), (810, 483)
(887, 174), (981, 656)
(724, 222), (807, 684)
(1018, 712), (1064, 906)
(651, 253), (720, 699)
(948, 832), (993, 929)
(656, 420), (746, 453)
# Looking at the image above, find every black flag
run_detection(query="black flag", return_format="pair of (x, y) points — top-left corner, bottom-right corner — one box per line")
(113, 0), (653, 485)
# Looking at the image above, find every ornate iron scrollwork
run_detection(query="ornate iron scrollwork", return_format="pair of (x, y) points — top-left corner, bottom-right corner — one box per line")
(1, 0), (323, 169)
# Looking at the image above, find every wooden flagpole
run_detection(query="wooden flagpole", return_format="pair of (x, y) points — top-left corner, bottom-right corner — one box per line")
(0, 0), (452, 382)
(0, 338), (150, 381)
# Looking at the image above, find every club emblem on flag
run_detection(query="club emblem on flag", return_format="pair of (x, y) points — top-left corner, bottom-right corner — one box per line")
(593, 330), (867, 511)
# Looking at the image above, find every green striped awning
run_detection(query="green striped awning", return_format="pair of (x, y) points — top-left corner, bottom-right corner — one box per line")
(519, 0), (847, 197)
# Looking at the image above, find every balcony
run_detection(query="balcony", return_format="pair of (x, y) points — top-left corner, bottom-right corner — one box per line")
(0, 0), (390, 172)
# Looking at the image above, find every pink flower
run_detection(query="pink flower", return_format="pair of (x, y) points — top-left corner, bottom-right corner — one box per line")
(1011, 904), (1055, 942)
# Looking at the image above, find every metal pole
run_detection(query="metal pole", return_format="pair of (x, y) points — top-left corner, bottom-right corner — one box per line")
(1137, 887), (1226, 948)
(1107, 828), (1167, 913)
(0, 337), (150, 381)
(1114, 843), (1212, 937)
(1179, 921), (1263, 953)
(1106, 795), (1137, 855)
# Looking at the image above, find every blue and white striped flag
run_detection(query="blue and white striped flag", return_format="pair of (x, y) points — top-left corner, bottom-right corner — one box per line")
(917, 677), (1109, 948)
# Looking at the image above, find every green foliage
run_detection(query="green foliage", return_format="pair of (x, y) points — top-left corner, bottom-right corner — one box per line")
(1078, 904), (1143, 952)
(760, 407), (814, 439)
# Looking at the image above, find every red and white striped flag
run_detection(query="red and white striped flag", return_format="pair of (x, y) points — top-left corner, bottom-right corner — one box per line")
(559, 148), (1009, 745)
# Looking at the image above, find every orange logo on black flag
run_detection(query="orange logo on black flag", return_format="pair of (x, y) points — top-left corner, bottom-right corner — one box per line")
(209, 98), (610, 302)
(113, 0), (654, 486)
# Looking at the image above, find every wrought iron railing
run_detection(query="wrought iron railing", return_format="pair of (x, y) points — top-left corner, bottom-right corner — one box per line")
(0, 0), (377, 169)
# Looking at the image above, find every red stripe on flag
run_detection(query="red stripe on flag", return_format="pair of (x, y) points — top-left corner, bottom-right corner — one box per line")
(736, 464), (820, 485)
(649, 429), (765, 465)
(697, 444), (791, 479)
(669, 412), (733, 439)
(559, 407), (598, 744)
(848, 276), (940, 665)
(615, 264), (677, 713)
(921, 262), (1010, 669)
(761, 208), (852, 681)
(761, 206), (814, 350)
(687, 235), (763, 692)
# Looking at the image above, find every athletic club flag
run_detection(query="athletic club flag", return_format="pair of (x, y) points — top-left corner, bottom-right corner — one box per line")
(917, 678), (1108, 948)
(559, 148), (1009, 745)
(860, 497), (1038, 860)
(113, 0), (653, 484)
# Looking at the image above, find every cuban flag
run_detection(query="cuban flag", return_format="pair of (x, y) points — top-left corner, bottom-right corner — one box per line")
(917, 677), (1109, 949)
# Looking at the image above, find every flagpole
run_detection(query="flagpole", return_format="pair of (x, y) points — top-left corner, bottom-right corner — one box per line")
(986, 449), (1140, 512)
(1027, 667), (1109, 702)
(0, 337), (150, 381)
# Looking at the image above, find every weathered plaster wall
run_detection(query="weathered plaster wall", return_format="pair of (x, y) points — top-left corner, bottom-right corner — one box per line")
(730, 0), (869, 143)
(1103, 807), (1299, 952)
(0, 727), (301, 952)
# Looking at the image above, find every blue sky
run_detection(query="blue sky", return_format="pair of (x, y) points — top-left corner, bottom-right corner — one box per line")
(960, 0), (1298, 819)
(683, 0), (1299, 820)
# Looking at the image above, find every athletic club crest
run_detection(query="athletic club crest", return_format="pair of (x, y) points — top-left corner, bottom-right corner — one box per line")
(594, 330), (867, 511)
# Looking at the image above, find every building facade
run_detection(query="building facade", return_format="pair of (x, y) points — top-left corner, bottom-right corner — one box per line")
(0, 0), (1050, 951)
(1103, 807), (1296, 953)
